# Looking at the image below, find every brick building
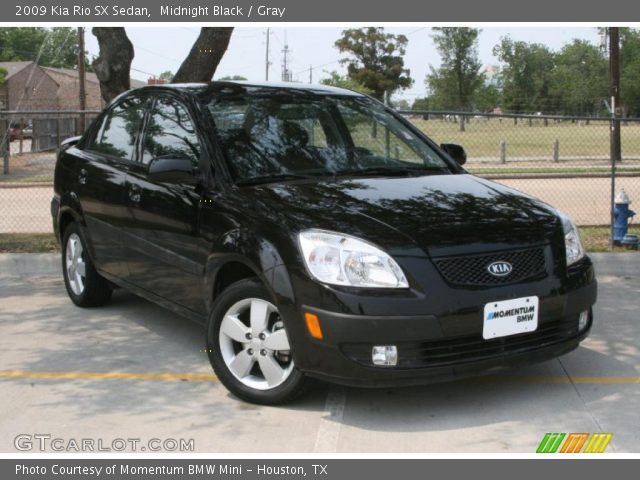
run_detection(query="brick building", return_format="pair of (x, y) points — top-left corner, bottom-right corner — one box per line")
(0, 61), (145, 111)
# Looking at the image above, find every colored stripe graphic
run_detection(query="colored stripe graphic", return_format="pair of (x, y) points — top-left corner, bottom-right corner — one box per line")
(537, 433), (565, 453)
(584, 433), (613, 453)
(560, 433), (589, 453)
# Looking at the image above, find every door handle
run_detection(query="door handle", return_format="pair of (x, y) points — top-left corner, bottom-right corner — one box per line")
(78, 168), (88, 185)
(128, 184), (141, 204)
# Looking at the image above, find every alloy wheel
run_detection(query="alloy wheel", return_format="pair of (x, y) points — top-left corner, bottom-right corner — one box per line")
(218, 298), (294, 390)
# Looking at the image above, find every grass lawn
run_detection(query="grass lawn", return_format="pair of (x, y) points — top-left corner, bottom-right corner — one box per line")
(579, 226), (640, 252)
(409, 118), (640, 160)
(0, 233), (59, 253)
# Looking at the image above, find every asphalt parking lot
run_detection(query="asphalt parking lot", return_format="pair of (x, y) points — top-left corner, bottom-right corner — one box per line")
(1, 252), (639, 453)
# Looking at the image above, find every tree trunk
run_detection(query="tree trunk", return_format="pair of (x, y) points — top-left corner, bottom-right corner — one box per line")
(92, 28), (134, 104)
(172, 28), (234, 83)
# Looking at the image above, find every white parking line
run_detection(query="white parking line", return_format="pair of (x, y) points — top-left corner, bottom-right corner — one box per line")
(313, 385), (347, 453)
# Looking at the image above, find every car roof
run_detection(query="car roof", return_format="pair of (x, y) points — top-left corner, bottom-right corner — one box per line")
(132, 80), (365, 98)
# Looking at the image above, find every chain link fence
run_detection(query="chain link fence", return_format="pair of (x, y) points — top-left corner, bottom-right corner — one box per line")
(0, 110), (99, 233)
(1, 109), (638, 234)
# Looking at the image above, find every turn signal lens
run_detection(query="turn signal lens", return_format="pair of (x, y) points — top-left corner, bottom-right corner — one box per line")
(304, 312), (323, 340)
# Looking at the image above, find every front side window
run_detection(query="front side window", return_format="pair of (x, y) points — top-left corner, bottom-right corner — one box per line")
(89, 96), (146, 160)
(141, 96), (201, 167)
(207, 93), (453, 183)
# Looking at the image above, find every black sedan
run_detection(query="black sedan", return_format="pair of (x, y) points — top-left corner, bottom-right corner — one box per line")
(51, 82), (597, 404)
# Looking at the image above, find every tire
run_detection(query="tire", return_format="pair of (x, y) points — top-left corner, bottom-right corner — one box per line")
(206, 278), (308, 405)
(61, 222), (112, 308)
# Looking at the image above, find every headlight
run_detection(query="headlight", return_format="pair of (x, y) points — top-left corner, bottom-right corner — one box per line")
(557, 210), (584, 266)
(298, 229), (409, 288)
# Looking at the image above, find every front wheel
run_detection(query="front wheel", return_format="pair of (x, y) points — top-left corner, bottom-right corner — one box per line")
(206, 279), (307, 404)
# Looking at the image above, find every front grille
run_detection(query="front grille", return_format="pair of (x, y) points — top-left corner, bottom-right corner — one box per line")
(342, 319), (580, 369)
(433, 247), (547, 287)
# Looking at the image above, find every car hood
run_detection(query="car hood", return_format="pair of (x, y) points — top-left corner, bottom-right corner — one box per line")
(243, 174), (561, 257)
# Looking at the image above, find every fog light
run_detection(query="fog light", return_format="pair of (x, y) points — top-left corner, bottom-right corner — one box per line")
(578, 310), (589, 331)
(372, 345), (398, 366)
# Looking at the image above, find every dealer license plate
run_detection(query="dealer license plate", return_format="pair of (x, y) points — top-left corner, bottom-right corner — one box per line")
(483, 296), (539, 340)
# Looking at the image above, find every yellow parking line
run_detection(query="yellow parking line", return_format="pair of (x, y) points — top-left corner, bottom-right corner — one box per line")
(0, 370), (638, 385)
(0, 370), (217, 382)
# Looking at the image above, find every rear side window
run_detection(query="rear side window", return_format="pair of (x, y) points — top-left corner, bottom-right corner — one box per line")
(141, 96), (201, 167)
(89, 96), (147, 160)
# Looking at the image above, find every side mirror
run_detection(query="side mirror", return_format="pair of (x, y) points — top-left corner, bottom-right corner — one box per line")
(440, 143), (467, 166)
(147, 156), (197, 184)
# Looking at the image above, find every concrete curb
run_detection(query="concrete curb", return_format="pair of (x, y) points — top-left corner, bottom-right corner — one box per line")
(0, 252), (637, 279)
(0, 253), (60, 277)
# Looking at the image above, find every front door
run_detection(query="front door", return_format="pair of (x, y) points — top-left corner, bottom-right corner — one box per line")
(122, 94), (207, 314)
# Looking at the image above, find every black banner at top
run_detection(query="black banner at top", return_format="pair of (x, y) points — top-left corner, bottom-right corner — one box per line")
(2, 0), (640, 22)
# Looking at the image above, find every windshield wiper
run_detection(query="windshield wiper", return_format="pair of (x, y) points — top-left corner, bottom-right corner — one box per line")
(235, 173), (316, 186)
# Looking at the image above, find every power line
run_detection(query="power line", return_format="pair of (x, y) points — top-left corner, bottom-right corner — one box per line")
(131, 43), (179, 62)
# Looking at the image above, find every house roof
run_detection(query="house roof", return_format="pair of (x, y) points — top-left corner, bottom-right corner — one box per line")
(0, 61), (34, 78)
(42, 67), (146, 88)
(0, 61), (146, 88)
(42, 66), (101, 85)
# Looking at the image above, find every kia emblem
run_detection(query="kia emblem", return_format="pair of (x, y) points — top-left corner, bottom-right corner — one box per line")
(487, 261), (513, 277)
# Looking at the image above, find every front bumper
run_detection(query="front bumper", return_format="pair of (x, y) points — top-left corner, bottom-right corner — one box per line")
(280, 255), (597, 388)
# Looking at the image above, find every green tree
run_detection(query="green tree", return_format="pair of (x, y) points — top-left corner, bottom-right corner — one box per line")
(474, 83), (502, 112)
(426, 28), (484, 110)
(392, 98), (410, 110)
(549, 39), (608, 115)
(319, 71), (374, 96)
(411, 97), (430, 110)
(0, 27), (84, 69)
(217, 75), (248, 81)
(493, 37), (556, 113)
(620, 28), (640, 116)
(334, 27), (413, 101)
(0, 67), (7, 86)
(158, 70), (174, 81)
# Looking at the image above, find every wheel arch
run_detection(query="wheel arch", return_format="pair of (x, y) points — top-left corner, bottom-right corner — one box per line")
(204, 228), (296, 314)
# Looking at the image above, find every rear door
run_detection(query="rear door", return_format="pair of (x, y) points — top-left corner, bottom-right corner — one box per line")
(75, 94), (148, 278)
(121, 93), (208, 313)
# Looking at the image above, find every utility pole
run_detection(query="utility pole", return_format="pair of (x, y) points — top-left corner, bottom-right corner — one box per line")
(265, 27), (270, 81)
(281, 32), (292, 82)
(609, 27), (621, 249)
(78, 27), (86, 134)
(309, 65), (312, 84)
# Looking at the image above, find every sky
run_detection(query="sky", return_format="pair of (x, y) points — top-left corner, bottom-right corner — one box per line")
(84, 27), (602, 101)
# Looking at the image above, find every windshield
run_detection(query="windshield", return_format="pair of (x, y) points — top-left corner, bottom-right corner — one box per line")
(207, 93), (454, 184)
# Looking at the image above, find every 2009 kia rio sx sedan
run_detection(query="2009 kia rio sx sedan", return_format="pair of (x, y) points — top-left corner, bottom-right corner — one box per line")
(51, 82), (597, 404)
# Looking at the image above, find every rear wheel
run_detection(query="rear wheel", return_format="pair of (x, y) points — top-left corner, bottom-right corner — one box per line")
(61, 223), (112, 307)
(206, 278), (307, 404)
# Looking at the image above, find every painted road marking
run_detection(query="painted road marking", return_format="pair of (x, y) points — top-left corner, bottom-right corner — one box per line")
(0, 370), (217, 382)
(1, 370), (639, 384)
(314, 385), (347, 453)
